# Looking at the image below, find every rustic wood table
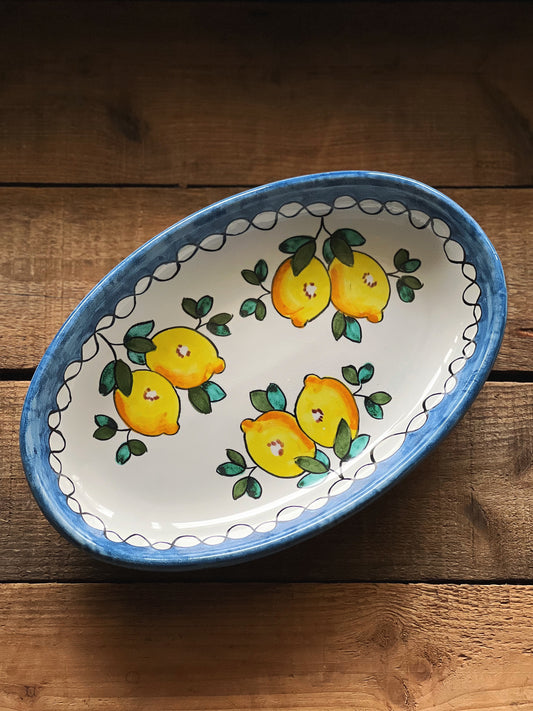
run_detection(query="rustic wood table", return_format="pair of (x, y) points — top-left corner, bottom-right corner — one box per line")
(1, 2), (532, 708)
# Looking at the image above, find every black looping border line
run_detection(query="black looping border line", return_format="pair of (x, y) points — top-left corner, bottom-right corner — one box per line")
(47, 196), (481, 551)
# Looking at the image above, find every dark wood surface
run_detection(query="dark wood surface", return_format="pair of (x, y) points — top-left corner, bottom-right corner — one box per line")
(1, 2), (532, 708)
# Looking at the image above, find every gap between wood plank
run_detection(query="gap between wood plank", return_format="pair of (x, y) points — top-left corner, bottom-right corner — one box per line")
(3, 578), (533, 586)
(0, 183), (532, 190)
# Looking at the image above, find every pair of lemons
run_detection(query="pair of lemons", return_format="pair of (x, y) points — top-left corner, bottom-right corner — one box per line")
(241, 375), (359, 478)
(272, 253), (390, 328)
(114, 328), (225, 437)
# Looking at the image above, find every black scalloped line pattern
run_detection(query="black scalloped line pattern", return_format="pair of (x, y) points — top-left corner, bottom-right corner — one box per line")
(47, 196), (480, 550)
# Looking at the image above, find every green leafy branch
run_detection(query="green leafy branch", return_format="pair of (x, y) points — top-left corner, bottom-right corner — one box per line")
(341, 363), (392, 420)
(216, 448), (262, 500)
(188, 380), (226, 414)
(92, 414), (147, 465)
(388, 249), (424, 303)
(279, 235), (317, 276)
(240, 259), (270, 321)
(321, 228), (366, 267)
(331, 310), (362, 343)
(249, 382), (287, 412)
(123, 320), (156, 366)
(99, 357), (134, 397)
(182, 295), (233, 336)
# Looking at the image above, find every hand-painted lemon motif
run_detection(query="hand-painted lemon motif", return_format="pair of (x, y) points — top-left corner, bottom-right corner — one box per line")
(295, 375), (359, 448)
(114, 370), (180, 436)
(271, 257), (331, 328)
(329, 252), (390, 323)
(146, 327), (225, 389)
(240, 411), (316, 478)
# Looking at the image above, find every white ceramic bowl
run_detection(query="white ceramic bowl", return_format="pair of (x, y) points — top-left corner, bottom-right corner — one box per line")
(20, 172), (507, 569)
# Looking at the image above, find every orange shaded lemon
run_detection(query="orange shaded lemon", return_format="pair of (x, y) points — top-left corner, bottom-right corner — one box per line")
(295, 374), (359, 448)
(114, 370), (180, 436)
(329, 252), (390, 323)
(240, 411), (316, 478)
(146, 327), (225, 390)
(271, 257), (331, 328)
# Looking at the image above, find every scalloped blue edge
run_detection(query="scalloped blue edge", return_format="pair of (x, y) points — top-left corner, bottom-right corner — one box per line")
(19, 171), (507, 570)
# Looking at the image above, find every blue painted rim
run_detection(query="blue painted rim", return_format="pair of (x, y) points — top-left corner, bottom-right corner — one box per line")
(19, 171), (507, 570)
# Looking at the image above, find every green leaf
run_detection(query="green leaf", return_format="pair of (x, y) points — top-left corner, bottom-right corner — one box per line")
(240, 298), (258, 317)
(401, 275), (423, 290)
(297, 471), (329, 488)
(365, 398), (384, 419)
(206, 322), (231, 336)
(217, 461), (246, 477)
(250, 389), (273, 413)
(279, 235), (314, 254)
(246, 477), (262, 499)
(202, 381), (226, 402)
(129, 439), (147, 456)
(255, 300), (267, 321)
(315, 449), (331, 470)
(254, 259), (268, 282)
(94, 414), (118, 429)
(93, 425), (117, 441)
(341, 365), (359, 386)
(99, 361), (116, 396)
(242, 269), (261, 285)
(116, 442), (131, 465)
(208, 312), (233, 325)
(358, 363), (374, 384)
(291, 240), (316, 276)
(332, 228), (365, 247)
(115, 360), (133, 397)
(294, 456), (329, 474)
(397, 280), (415, 303)
(197, 295), (214, 317)
(401, 259), (421, 273)
(330, 233), (354, 267)
(124, 320), (154, 341)
(344, 317), (362, 343)
(333, 418), (351, 460)
(128, 350), (146, 366)
(394, 248), (410, 270)
(347, 434), (370, 459)
(124, 336), (156, 353)
(266, 383), (286, 411)
(232, 477), (248, 500)
(188, 386), (212, 414)
(182, 297), (198, 318)
(332, 310), (346, 341)
(322, 237), (334, 265)
(226, 449), (246, 468)
(369, 391), (392, 405)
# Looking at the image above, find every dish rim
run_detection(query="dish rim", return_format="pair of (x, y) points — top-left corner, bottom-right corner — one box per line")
(19, 171), (507, 570)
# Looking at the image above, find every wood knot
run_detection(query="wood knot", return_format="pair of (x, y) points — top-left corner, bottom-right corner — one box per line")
(372, 617), (404, 650)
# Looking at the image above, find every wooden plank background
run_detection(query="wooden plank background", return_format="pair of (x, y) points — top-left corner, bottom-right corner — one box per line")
(1, 2), (532, 709)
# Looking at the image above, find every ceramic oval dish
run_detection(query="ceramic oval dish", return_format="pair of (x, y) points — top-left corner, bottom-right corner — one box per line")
(20, 172), (507, 570)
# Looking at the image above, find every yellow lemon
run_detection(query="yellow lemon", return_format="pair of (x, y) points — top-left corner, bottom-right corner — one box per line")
(295, 375), (359, 448)
(329, 252), (390, 323)
(240, 411), (316, 478)
(271, 257), (331, 328)
(114, 370), (180, 436)
(146, 327), (225, 390)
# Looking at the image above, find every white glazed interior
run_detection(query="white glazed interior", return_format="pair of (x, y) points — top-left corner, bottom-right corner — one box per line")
(48, 197), (478, 549)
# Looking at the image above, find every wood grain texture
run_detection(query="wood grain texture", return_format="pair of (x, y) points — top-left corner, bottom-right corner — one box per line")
(4, 381), (533, 582)
(0, 186), (530, 371)
(1, 582), (533, 710)
(0, 2), (532, 185)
